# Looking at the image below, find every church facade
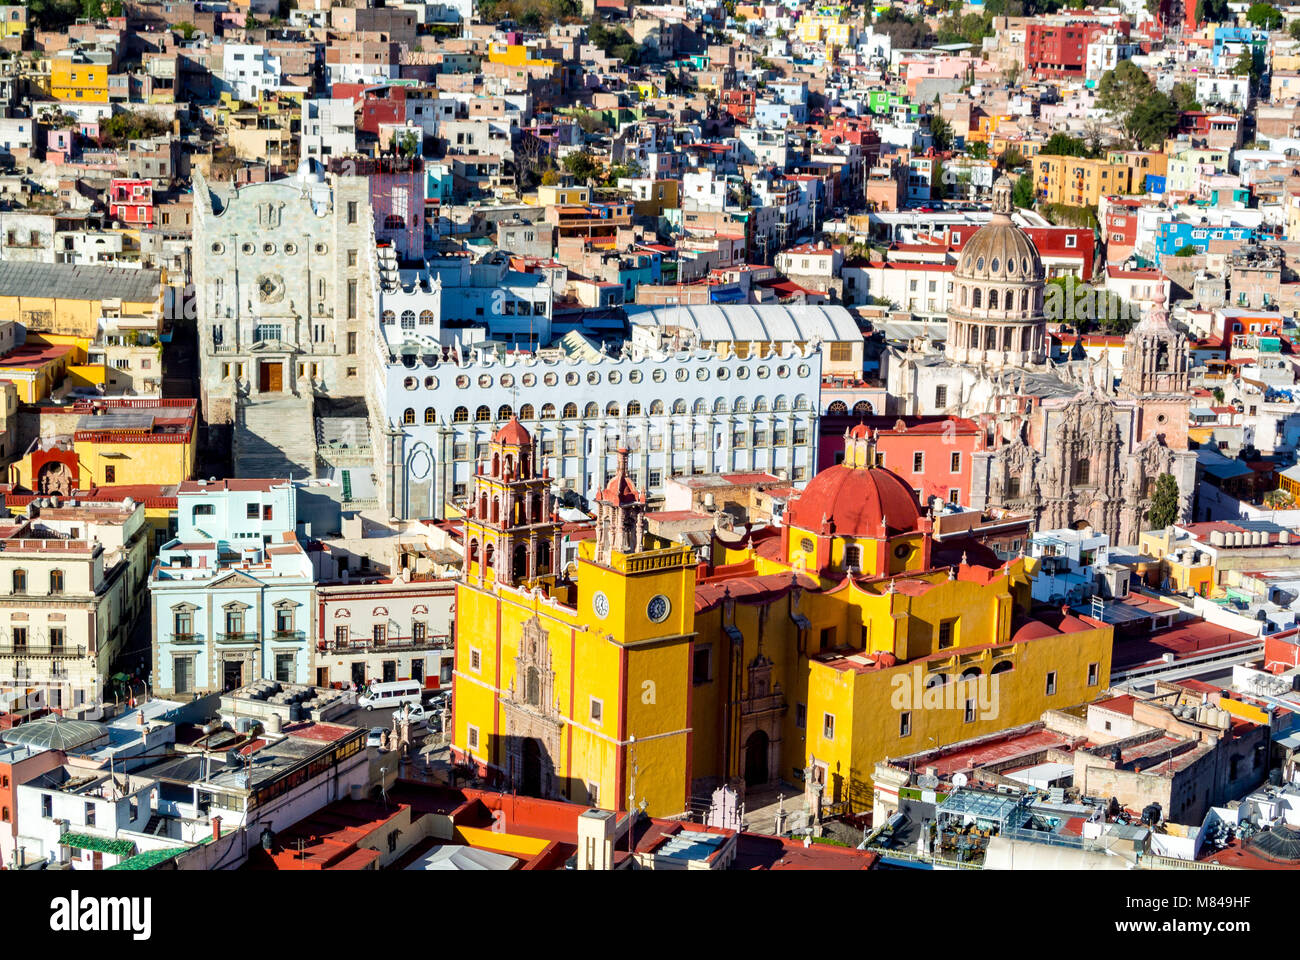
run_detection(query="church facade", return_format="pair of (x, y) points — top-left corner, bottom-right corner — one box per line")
(886, 178), (1195, 544)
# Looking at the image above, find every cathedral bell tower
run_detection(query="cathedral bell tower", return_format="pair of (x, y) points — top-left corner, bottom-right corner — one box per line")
(593, 445), (646, 565)
(1119, 292), (1191, 447)
(462, 417), (562, 588)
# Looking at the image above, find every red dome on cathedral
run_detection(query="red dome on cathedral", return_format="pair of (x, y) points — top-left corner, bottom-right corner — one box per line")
(492, 416), (531, 446)
(786, 463), (922, 537)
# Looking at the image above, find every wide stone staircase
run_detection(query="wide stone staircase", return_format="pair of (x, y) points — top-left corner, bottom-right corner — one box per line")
(234, 394), (319, 480)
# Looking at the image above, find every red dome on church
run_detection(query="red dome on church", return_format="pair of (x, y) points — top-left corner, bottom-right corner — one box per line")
(492, 416), (531, 446)
(786, 463), (922, 537)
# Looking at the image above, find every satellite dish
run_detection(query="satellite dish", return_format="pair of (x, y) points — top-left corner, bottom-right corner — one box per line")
(952, 773), (968, 788)
(917, 774), (939, 790)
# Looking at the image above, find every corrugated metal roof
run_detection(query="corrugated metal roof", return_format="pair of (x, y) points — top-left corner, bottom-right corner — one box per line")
(626, 303), (861, 343)
(0, 261), (162, 303)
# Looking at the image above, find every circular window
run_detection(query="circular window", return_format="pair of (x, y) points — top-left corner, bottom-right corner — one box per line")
(424, 376), (438, 389)
(565, 372), (579, 386)
(455, 375), (469, 388)
(800, 537), (814, 553)
(587, 372), (600, 385)
(757, 366), (770, 379)
(990, 258), (999, 273)
(717, 367), (730, 380)
(404, 377), (417, 391)
(500, 374), (514, 388)
(544, 372), (558, 386)
(777, 365), (790, 378)
(241, 242), (255, 255)
(478, 375), (492, 389)
(652, 369), (666, 382)
(315, 242), (328, 254)
(284, 242), (297, 256)
(629, 370), (643, 383)
(609, 370), (622, 384)
(522, 373), (536, 387)
(976, 257), (985, 271)
(1156, 413), (1168, 424)
(696, 368), (708, 381)
(894, 544), (911, 560)
(737, 366), (750, 380)
(210, 241), (224, 254)
(263, 243), (276, 255)
(676, 369), (688, 382)
(798, 364), (810, 377)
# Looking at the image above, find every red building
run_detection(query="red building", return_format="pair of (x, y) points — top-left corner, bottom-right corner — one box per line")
(1025, 19), (1128, 78)
(108, 177), (153, 227)
(818, 415), (983, 509)
(720, 88), (755, 124)
(1104, 196), (1141, 250)
(0, 741), (64, 867)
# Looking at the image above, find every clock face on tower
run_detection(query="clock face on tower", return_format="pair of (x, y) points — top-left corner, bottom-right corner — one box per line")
(647, 594), (671, 623)
(592, 591), (610, 620)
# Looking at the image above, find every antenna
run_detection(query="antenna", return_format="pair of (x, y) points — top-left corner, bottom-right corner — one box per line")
(952, 772), (968, 788)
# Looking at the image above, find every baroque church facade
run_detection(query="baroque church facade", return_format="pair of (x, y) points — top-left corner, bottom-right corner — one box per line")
(886, 178), (1196, 545)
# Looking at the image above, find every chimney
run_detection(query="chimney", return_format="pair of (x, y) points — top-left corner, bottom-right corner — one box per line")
(576, 808), (617, 870)
(212, 816), (222, 842)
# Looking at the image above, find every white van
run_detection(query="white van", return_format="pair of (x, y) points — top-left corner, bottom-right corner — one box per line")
(359, 680), (423, 711)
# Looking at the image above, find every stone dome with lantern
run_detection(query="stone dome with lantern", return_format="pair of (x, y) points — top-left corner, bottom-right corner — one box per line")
(944, 177), (1047, 368)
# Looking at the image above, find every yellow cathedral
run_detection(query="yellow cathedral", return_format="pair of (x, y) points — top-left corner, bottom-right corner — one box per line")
(451, 420), (1115, 817)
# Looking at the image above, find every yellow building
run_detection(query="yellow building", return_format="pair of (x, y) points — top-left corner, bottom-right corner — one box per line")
(9, 398), (197, 493)
(0, 261), (164, 340)
(537, 184), (591, 207)
(1032, 154), (1141, 208)
(0, 6), (28, 40)
(49, 49), (111, 104)
(452, 422), (1115, 816)
(1138, 526), (1215, 597)
(0, 339), (78, 403)
(797, 7), (855, 46)
(486, 43), (556, 69)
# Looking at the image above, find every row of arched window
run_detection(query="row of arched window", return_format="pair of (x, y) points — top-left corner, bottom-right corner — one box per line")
(924, 660), (1014, 687)
(416, 396), (814, 426)
(382, 309), (437, 328)
(962, 287), (1036, 311)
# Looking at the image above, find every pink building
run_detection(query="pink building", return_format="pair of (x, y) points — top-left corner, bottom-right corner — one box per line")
(109, 177), (153, 227)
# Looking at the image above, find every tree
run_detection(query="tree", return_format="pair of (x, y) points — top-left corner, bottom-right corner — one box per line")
(1170, 82), (1201, 112)
(1290, 19), (1300, 39)
(562, 150), (599, 181)
(929, 114), (954, 152)
(1196, 0), (1230, 21)
(1002, 147), (1024, 170)
(1097, 61), (1169, 148)
(1146, 473), (1182, 530)
(1232, 48), (1260, 82)
(1040, 132), (1092, 157)
(1245, 2), (1283, 29)
(969, 141), (989, 159)
(397, 130), (420, 158)
(1128, 91), (1180, 149)
(1012, 173), (1035, 208)
(1212, 386), (1225, 402)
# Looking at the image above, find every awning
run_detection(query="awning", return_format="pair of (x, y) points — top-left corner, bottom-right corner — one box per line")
(60, 833), (137, 857)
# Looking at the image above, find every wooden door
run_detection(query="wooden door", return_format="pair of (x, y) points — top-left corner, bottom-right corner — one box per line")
(267, 362), (282, 392)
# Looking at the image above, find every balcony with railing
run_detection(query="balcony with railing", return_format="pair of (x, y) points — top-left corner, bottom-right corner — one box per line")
(0, 643), (88, 657)
(322, 633), (452, 654)
(215, 631), (259, 645)
(167, 632), (204, 646)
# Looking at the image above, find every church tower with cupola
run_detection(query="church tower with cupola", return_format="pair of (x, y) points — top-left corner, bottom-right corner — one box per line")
(461, 417), (561, 588)
(1119, 293), (1191, 448)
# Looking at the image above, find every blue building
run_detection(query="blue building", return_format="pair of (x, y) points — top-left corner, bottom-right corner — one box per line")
(150, 479), (339, 698)
(1212, 27), (1268, 69)
(1155, 221), (1257, 264)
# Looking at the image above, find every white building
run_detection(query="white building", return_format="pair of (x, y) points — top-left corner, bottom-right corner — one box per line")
(300, 98), (357, 161)
(222, 44), (283, 101)
(316, 578), (455, 688)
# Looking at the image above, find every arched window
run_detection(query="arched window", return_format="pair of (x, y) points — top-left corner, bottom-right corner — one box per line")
(1002, 327), (1013, 350)
(468, 539), (479, 564)
(491, 453), (500, 476)
(419, 309), (435, 325)
(961, 286), (968, 306)
(403, 408), (415, 425)
(734, 397), (749, 413)
(479, 493), (488, 517)
(972, 288), (982, 309)
(1021, 327), (1031, 351)
(382, 310), (396, 324)
(693, 398), (707, 414)
(49, 569), (63, 595)
(988, 289), (999, 310)
(606, 402), (620, 416)
(537, 539), (551, 572)
(583, 402), (598, 418)
(484, 543), (494, 569)
(754, 396), (769, 412)
(424, 407), (436, 424)
(794, 395), (809, 411)
(961, 667), (982, 682)
(991, 660), (1014, 675)
(400, 310), (416, 329)
(384, 214), (406, 230)
(540, 403), (556, 419)
(650, 400), (665, 415)
(827, 400), (848, 415)
(498, 404), (513, 420)
(491, 497), (500, 523)
(627, 400), (642, 415)
(925, 673), (949, 689)
(453, 406), (469, 423)
(671, 399), (686, 414)
(475, 405), (491, 422)
(969, 326), (979, 347)
(713, 398), (728, 413)
(1022, 289), (1031, 311)
(562, 402), (578, 418)
(519, 403), (535, 420)
(984, 327), (996, 349)
(774, 395), (789, 411)
(853, 401), (872, 415)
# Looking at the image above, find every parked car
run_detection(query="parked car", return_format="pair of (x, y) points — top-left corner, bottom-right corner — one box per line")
(366, 727), (385, 748)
